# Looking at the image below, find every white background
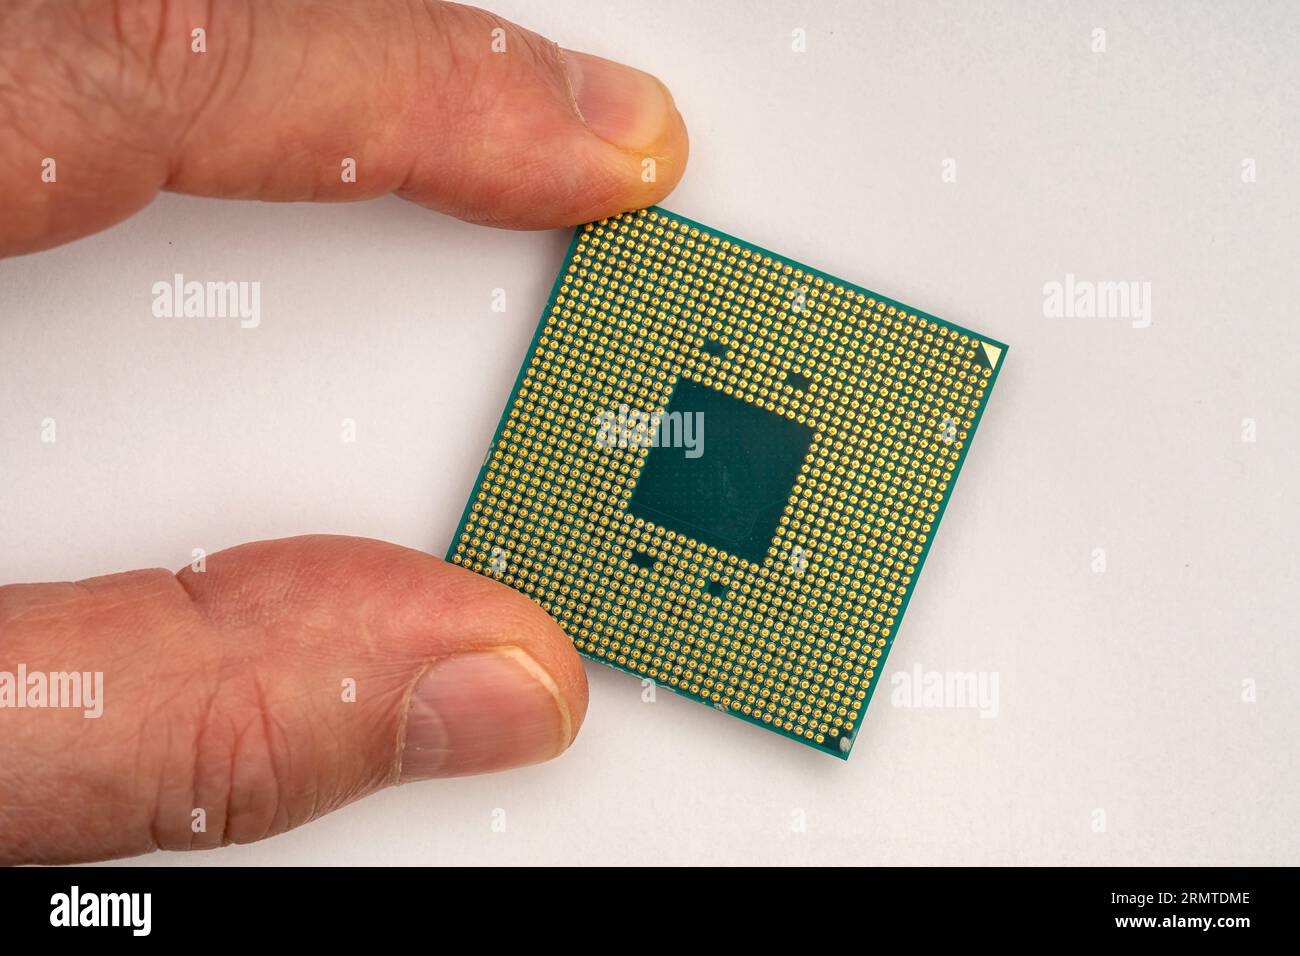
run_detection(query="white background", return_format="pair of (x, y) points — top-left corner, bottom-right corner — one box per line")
(2, 0), (1297, 865)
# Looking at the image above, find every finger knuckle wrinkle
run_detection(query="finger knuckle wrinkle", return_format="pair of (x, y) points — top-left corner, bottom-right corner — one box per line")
(157, 672), (296, 851)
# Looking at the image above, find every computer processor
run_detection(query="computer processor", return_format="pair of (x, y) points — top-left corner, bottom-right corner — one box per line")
(447, 206), (1007, 758)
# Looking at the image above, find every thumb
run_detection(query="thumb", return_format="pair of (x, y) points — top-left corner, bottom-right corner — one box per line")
(0, 535), (587, 865)
(1, 0), (690, 255)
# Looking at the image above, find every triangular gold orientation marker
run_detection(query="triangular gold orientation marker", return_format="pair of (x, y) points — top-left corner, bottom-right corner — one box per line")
(980, 341), (1002, 369)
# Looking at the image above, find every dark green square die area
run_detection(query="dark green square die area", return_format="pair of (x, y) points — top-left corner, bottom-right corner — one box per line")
(627, 378), (814, 564)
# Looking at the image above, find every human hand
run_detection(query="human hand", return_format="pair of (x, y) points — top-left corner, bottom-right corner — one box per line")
(0, 0), (688, 864)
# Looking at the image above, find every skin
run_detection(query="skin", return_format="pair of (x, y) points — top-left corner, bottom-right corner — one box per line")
(0, 0), (689, 864)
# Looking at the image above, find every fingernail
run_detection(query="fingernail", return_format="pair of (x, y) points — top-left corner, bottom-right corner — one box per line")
(399, 646), (573, 780)
(563, 50), (678, 152)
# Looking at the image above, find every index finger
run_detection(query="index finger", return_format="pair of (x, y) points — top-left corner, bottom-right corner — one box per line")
(0, 0), (690, 256)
